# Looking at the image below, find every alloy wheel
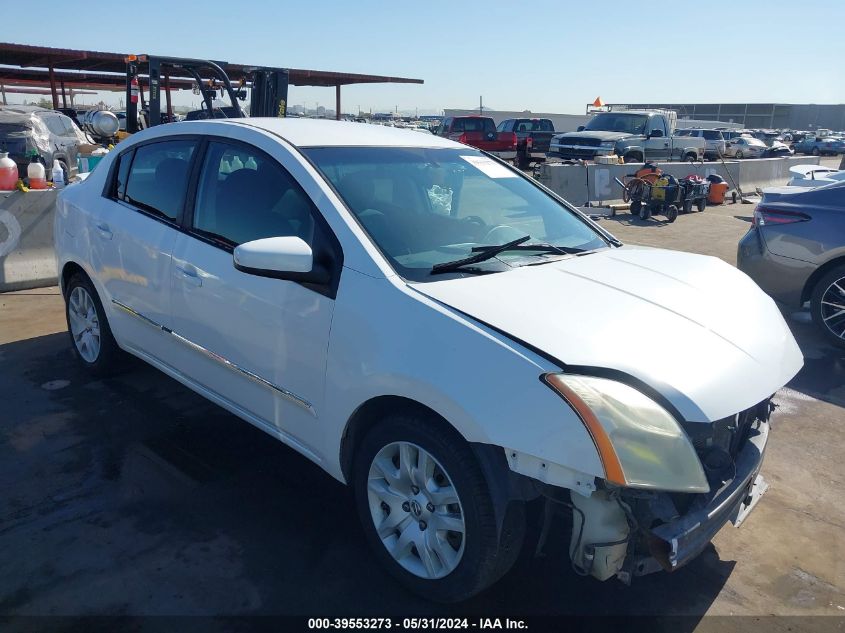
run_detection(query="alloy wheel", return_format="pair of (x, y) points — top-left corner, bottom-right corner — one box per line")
(820, 276), (845, 341)
(68, 286), (101, 363)
(367, 441), (465, 579)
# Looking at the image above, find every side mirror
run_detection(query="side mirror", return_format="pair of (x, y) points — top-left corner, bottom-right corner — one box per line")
(576, 125), (585, 132)
(234, 236), (314, 278)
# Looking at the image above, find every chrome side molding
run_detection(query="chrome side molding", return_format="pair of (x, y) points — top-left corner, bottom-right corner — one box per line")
(111, 299), (316, 416)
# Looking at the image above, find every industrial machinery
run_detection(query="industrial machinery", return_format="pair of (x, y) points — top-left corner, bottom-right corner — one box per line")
(124, 55), (290, 133)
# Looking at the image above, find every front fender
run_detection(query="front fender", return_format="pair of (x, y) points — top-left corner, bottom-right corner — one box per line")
(321, 269), (605, 486)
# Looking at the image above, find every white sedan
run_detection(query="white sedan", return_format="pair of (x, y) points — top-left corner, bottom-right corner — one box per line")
(725, 136), (767, 158)
(55, 118), (802, 601)
(787, 164), (845, 187)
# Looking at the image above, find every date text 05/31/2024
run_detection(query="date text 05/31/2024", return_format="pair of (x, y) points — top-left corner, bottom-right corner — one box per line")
(307, 618), (528, 630)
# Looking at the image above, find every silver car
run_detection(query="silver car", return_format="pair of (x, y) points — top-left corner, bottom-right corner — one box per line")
(738, 181), (845, 346)
(725, 136), (767, 159)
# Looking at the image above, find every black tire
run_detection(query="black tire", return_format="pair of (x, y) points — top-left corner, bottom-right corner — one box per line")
(514, 151), (529, 170)
(735, 150), (743, 159)
(682, 199), (693, 214)
(812, 147), (820, 157)
(684, 153), (697, 163)
(666, 205), (678, 223)
(630, 200), (642, 217)
(810, 264), (845, 348)
(639, 204), (651, 221)
(64, 273), (124, 377)
(696, 198), (707, 212)
(353, 412), (524, 602)
(625, 153), (642, 164)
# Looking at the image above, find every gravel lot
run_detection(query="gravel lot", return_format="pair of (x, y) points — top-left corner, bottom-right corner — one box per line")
(1, 174), (844, 628)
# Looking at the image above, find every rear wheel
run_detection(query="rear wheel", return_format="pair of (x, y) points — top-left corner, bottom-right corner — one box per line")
(682, 199), (693, 214)
(354, 413), (523, 602)
(811, 264), (845, 348)
(735, 150), (744, 159)
(696, 198), (707, 212)
(666, 205), (679, 223)
(639, 204), (651, 221)
(812, 147), (820, 157)
(625, 153), (642, 164)
(684, 153), (697, 163)
(64, 273), (124, 376)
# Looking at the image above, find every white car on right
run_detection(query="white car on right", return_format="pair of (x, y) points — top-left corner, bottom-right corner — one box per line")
(725, 136), (767, 159)
(787, 164), (845, 187)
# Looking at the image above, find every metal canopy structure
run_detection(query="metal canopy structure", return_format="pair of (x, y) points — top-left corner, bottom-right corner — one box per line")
(0, 42), (424, 118)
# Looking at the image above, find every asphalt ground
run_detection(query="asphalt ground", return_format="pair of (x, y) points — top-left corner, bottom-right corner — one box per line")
(1, 168), (844, 630)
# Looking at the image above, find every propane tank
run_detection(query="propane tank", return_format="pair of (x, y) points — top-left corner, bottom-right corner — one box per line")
(52, 160), (65, 189)
(81, 110), (120, 139)
(27, 152), (47, 190)
(0, 151), (18, 191)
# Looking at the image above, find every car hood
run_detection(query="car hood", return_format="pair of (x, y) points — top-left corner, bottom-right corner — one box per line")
(554, 131), (631, 142)
(411, 246), (803, 423)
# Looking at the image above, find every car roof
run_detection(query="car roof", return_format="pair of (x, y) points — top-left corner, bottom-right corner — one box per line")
(172, 117), (463, 149)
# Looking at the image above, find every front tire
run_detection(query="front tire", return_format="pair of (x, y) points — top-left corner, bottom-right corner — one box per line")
(354, 413), (523, 602)
(64, 273), (123, 376)
(811, 264), (845, 348)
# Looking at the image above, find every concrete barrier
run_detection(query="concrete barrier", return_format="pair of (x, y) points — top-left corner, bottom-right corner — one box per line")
(0, 189), (59, 292)
(536, 155), (821, 205)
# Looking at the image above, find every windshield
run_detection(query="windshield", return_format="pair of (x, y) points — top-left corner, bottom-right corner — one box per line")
(584, 113), (649, 135)
(304, 147), (609, 281)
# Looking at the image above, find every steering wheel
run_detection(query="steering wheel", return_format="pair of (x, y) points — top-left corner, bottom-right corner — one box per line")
(483, 225), (524, 244)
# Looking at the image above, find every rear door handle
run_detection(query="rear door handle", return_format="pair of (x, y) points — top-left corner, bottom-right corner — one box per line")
(95, 223), (113, 240)
(175, 265), (202, 287)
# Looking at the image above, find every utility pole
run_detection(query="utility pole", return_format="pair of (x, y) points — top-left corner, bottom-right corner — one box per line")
(479, 95), (483, 115)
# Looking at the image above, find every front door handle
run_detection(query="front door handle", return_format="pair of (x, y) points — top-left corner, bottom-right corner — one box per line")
(95, 223), (113, 240)
(175, 265), (202, 287)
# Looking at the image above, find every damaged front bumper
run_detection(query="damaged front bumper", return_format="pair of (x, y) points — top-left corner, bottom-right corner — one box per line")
(622, 416), (770, 581)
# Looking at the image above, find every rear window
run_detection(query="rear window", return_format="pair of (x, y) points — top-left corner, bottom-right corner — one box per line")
(453, 118), (495, 133)
(702, 130), (723, 140)
(0, 123), (31, 136)
(513, 119), (553, 132)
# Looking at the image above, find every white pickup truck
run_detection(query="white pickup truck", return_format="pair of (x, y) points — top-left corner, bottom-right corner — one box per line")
(548, 109), (706, 163)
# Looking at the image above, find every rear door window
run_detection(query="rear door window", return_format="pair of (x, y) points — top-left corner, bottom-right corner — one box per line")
(123, 139), (197, 221)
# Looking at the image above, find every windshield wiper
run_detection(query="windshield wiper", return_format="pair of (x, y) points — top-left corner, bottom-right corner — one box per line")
(430, 235), (531, 275)
(471, 242), (582, 255)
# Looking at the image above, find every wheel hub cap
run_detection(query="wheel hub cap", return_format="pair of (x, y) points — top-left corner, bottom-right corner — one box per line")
(820, 277), (845, 340)
(367, 441), (466, 580)
(68, 287), (101, 363)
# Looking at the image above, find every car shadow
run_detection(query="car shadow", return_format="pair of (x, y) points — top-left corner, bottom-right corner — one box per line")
(0, 332), (731, 621)
(783, 310), (845, 409)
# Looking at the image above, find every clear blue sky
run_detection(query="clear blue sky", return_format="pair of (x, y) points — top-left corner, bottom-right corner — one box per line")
(2, 0), (843, 114)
